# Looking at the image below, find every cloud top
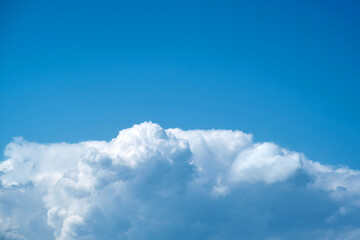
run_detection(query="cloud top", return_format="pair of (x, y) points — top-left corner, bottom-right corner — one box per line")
(1, 122), (360, 239)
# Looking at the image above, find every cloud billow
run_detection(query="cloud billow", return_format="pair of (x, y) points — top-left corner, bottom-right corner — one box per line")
(1, 122), (360, 239)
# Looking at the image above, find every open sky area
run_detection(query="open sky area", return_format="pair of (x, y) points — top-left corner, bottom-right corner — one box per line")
(1, 0), (359, 168)
(1, 1), (360, 239)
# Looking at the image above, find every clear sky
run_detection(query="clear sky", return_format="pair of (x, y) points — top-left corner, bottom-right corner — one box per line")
(1, 0), (360, 169)
(2, 1), (360, 239)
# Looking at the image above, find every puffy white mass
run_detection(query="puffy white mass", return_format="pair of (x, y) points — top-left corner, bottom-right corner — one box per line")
(1, 122), (360, 239)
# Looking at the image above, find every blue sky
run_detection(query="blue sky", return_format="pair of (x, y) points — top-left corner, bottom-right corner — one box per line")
(1, 0), (360, 168)
(1, 1), (360, 239)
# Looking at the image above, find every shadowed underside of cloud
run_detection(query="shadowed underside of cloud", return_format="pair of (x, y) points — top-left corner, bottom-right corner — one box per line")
(1, 122), (360, 240)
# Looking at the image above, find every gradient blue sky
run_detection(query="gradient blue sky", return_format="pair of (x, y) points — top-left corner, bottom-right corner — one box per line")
(1, 0), (359, 168)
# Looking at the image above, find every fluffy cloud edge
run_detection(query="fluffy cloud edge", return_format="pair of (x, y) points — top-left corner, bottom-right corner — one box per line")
(1, 122), (360, 240)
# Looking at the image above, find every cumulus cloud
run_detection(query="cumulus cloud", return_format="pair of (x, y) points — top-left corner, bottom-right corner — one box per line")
(1, 122), (360, 239)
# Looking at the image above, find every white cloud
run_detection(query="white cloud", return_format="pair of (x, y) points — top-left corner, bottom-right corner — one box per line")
(1, 122), (360, 239)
